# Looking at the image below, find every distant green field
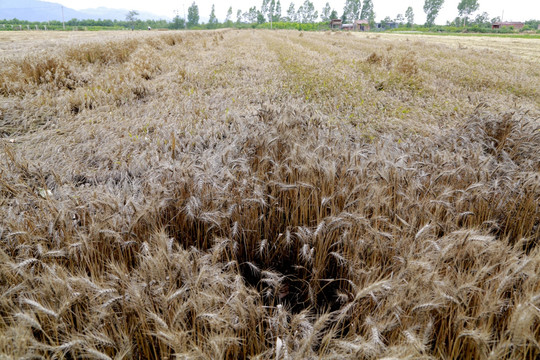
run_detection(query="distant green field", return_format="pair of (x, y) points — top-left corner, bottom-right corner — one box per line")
(0, 26), (127, 31)
(395, 31), (540, 39)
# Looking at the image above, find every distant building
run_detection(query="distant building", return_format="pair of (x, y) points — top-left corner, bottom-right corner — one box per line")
(492, 22), (524, 30)
(377, 22), (399, 30)
(330, 19), (342, 29)
(354, 20), (370, 31)
(330, 19), (370, 31)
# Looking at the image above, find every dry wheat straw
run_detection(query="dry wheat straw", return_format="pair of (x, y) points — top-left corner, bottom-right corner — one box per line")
(0, 29), (539, 359)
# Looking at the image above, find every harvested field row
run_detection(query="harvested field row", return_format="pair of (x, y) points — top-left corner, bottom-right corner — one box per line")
(360, 32), (540, 61)
(0, 30), (539, 359)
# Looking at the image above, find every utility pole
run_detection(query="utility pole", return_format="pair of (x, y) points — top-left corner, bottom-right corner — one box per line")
(62, 6), (65, 30)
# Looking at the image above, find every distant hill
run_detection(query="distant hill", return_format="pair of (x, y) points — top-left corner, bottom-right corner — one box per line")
(0, 0), (168, 22)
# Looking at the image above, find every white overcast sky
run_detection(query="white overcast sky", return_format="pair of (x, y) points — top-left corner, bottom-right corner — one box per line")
(47, 0), (538, 24)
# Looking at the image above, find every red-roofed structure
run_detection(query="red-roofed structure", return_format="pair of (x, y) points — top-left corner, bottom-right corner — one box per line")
(492, 22), (524, 30)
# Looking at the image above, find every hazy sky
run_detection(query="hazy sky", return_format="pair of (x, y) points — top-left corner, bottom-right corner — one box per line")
(46, 0), (538, 24)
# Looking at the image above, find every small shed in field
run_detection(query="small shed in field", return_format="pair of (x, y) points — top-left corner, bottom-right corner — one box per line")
(330, 19), (342, 29)
(354, 20), (370, 31)
(492, 21), (524, 30)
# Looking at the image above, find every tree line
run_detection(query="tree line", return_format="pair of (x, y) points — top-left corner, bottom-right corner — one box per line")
(1, 0), (539, 33)
(177, 0), (524, 27)
(179, 0), (378, 29)
(173, 0), (538, 31)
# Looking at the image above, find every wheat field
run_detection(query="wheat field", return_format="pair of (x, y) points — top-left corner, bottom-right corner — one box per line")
(0, 29), (539, 359)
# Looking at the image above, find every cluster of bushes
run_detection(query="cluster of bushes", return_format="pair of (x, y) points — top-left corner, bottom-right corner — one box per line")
(390, 24), (540, 35)
(234, 21), (329, 31)
(0, 24), (126, 31)
(0, 18), (169, 31)
(1, 16), (539, 34)
(0, 18), (327, 32)
(399, 25), (512, 33)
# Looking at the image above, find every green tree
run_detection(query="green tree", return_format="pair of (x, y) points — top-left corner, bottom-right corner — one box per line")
(225, 6), (233, 24)
(423, 0), (444, 26)
(208, 4), (218, 28)
(330, 9), (339, 20)
(524, 19), (539, 29)
(405, 6), (414, 27)
(472, 11), (489, 27)
(262, 0), (269, 20)
(187, 2), (199, 28)
(257, 11), (266, 24)
(266, 0), (276, 23)
(381, 16), (392, 27)
(321, 2), (332, 22)
(306, 0), (318, 22)
(171, 15), (186, 29)
(342, 0), (360, 23)
(448, 17), (463, 27)
(287, 3), (296, 22)
(297, 5), (305, 22)
(457, 0), (479, 26)
(360, 0), (375, 24)
(297, 0), (317, 23)
(248, 7), (258, 23)
(126, 10), (139, 29)
(236, 9), (243, 24)
(262, 0), (277, 23)
(273, 0), (282, 22)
